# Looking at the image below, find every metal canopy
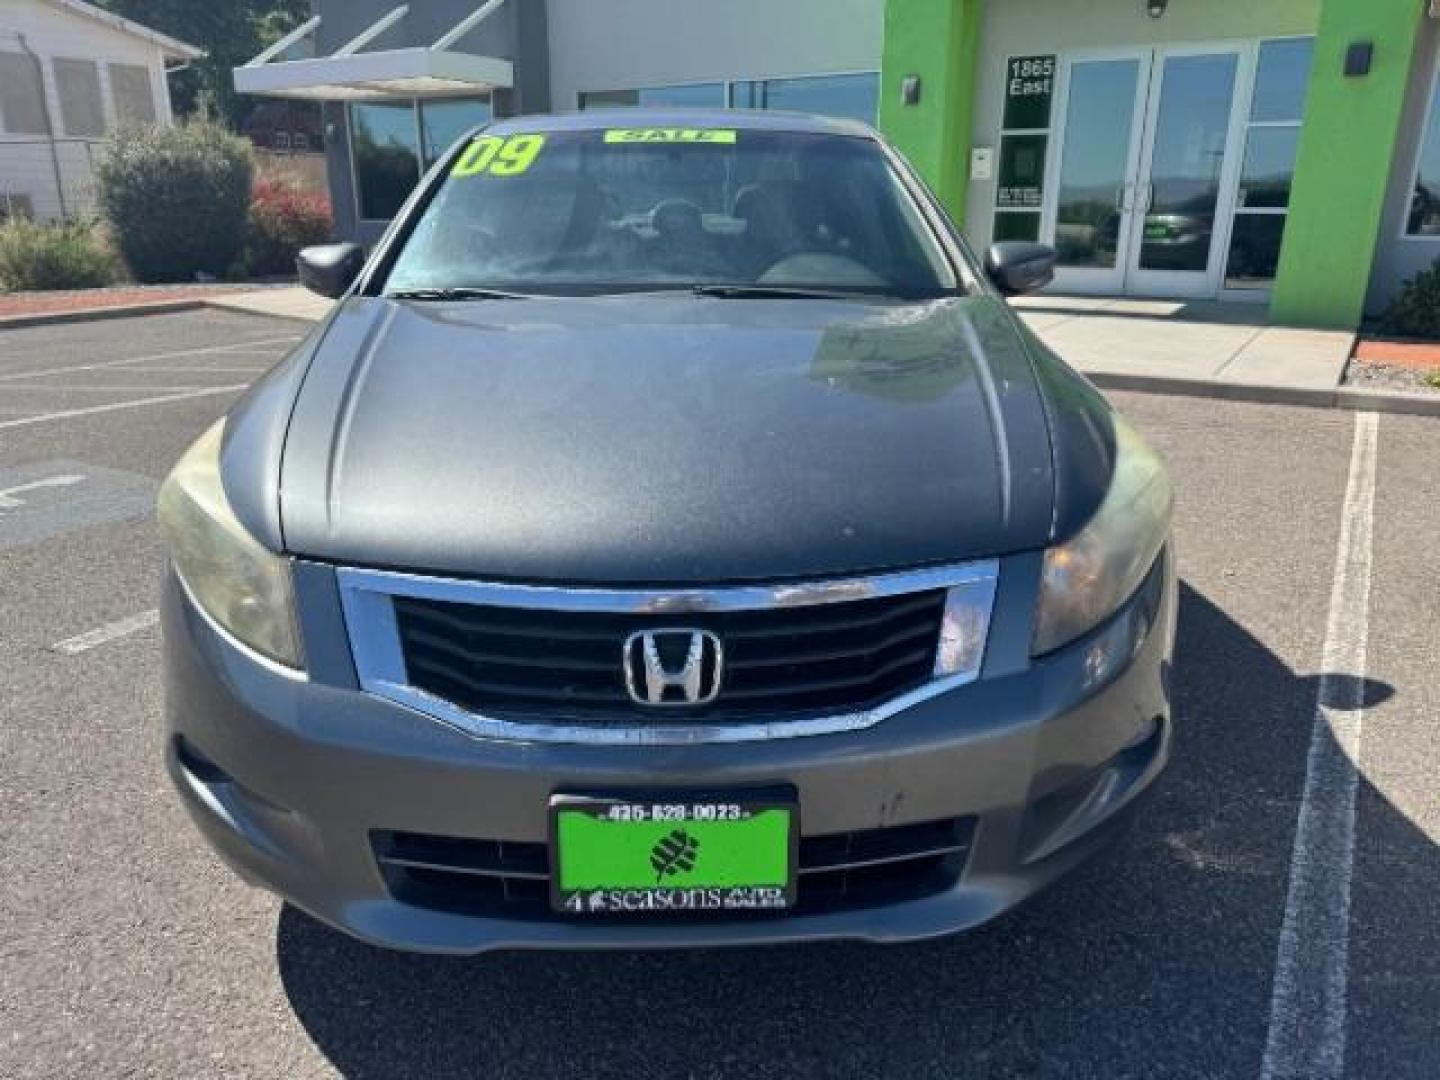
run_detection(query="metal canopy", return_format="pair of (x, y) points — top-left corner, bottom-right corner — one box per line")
(233, 1), (512, 102)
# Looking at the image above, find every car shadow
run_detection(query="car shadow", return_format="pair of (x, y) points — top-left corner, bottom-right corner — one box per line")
(275, 581), (1429, 1080)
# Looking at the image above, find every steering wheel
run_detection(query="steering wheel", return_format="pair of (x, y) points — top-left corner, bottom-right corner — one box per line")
(649, 198), (705, 240)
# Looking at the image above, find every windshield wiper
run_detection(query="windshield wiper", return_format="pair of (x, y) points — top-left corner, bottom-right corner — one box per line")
(385, 286), (534, 300)
(690, 284), (891, 300)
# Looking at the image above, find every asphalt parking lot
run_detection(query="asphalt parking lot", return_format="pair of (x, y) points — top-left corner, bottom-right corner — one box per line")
(1, 308), (1437, 1079)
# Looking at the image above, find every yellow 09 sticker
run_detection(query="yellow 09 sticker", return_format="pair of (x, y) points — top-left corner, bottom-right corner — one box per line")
(604, 128), (737, 144)
(451, 134), (546, 177)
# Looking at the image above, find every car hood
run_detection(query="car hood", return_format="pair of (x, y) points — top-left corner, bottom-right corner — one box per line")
(277, 293), (1059, 583)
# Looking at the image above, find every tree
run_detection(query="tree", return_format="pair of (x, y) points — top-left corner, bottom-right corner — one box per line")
(95, 1), (309, 129)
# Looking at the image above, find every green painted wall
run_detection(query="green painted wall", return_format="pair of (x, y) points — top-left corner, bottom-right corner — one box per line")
(1270, 0), (1426, 328)
(878, 0), (981, 221)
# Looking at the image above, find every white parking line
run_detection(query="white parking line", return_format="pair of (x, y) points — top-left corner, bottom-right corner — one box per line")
(1260, 411), (1379, 1080)
(0, 335), (298, 383)
(2, 384), (218, 392)
(162, 346), (292, 357)
(51, 609), (160, 654)
(123, 365), (271, 375)
(0, 473), (84, 508)
(0, 384), (248, 430)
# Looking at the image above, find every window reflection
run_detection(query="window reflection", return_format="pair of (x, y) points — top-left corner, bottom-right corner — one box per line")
(730, 74), (878, 124)
(351, 102), (420, 221)
(579, 83), (725, 109)
(1237, 126), (1300, 209)
(1223, 38), (1313, 288)
(1250, 38), (1314, 124)
(1225, 214), (1286, 288)
(1139, 52), (1237, 273)
(1408, 75), (1440, 236)
(1054, 59), (1139, 269)
(421, 98), (492, 167)
(579, 76), (878, 124)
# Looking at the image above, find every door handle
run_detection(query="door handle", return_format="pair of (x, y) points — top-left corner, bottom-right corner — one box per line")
(1140, 182), (1155, 214)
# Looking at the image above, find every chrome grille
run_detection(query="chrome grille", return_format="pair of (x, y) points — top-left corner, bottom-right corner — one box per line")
(392, 589), (946, 719)
(336, 561), (999, 744)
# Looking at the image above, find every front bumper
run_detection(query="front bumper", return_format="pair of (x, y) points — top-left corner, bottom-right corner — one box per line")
(161, 550), (1176, 954)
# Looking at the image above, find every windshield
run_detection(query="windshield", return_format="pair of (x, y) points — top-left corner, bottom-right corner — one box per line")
(381, 125), (959, 297)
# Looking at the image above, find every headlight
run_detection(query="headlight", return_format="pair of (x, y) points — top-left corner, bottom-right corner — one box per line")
(1033, 414), (1172, 655)
(157, 419), (303, 669)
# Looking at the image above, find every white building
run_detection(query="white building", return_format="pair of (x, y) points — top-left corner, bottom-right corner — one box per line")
(0, 0), (201, 220)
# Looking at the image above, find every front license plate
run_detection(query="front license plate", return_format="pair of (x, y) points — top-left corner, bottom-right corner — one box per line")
(549, 794), (798, 916)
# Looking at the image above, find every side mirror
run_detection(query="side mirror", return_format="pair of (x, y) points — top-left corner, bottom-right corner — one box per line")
(297, 242), (364, 299)
(984, 241), (1057, 296)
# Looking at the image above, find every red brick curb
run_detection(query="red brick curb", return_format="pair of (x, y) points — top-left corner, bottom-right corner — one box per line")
(1354, 339), (1440, 370)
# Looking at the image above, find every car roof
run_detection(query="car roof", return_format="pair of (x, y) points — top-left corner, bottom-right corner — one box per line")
(484, 107), (879, 140)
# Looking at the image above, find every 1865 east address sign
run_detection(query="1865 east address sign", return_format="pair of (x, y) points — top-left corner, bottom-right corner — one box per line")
(1003, 55), (1056, 131)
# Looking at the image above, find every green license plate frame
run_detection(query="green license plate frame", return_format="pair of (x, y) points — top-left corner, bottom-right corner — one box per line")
(548, 792), (799, 916)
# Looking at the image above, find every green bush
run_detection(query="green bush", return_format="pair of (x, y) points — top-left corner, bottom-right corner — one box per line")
(0, 218), (121, 291)
(96, 121), (254, 283)
(1380, 260), (1440, 340)
(242, 178), (332, 277)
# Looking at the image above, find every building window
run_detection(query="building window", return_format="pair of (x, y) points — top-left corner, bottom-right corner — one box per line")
(993, 55), (1056, 247)
(274, 130), (291, 150)
(0, 52), (47, 135)
(1224, 38), (1314, 289)
(108, 63), (155, 125)
(1052, 57), (1140, 269)
(1249, 37), (1315, 124)
(993, 210), (1041, 243)
(350, 101), (421, 221)
(420, 97), (492, 167)
(579, 82), (726, 110)
(53, 57), (105, 138)
(351, 98), (494, 221)
(578, 77), (877, 123)
(1407, 69), (1440, 237)
(729, 73), (878, 123)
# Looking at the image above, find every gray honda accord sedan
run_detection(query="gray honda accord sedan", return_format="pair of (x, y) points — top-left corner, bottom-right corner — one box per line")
(159, 109), (1175, 953)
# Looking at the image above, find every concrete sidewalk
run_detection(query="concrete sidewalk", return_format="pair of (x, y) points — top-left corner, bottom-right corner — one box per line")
(205, 287), (334, 323)
(202, 286), (1439, 416)
(1011, 295), (1353, 394)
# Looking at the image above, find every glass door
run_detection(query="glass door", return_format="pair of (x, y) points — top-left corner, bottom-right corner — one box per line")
(1047, 52), (1150, 294)
(1222, 38), (1315, 297)
(1124, 47), (1247, 297)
